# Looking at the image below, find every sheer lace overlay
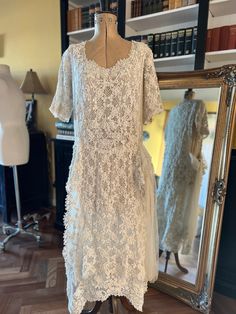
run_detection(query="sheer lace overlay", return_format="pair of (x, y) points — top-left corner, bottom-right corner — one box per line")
(49, 40), (163, 314)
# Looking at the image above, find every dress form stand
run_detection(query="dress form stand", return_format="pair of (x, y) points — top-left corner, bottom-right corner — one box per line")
(158, 89), (196, 275)
(81, 5), (136, 314)
(0, 64), (41, 251)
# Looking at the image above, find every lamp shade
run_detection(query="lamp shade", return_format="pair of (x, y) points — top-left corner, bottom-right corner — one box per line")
(20, 69), (47, 95)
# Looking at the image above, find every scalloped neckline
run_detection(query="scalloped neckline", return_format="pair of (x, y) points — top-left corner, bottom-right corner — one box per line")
(83, 40), (135, 71)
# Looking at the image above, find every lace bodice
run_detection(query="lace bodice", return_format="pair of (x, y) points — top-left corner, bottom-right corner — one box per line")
(49, 40), (163, 313)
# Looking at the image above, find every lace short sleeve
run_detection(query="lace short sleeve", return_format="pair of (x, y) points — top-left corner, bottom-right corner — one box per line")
(195, 100), (209, 138)
(49, 46), (73, 123)
(143, 46), (163, 125)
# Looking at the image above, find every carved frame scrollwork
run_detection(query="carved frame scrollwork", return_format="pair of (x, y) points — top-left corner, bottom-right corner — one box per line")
(149, 66), (236, 314)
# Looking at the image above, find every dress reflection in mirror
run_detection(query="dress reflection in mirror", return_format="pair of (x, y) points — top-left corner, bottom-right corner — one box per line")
(157, 88), (210, 273)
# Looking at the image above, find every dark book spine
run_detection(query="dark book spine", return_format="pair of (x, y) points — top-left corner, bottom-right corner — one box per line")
(165, 31), (172, 57)
(192, 26), (197, 53)
(153, 33), (160, 58)
(159, 33), (166, 58)
(184, 27), (193, 54)
(143, 0), (148, 15)
(177, 29), (186, 55)
(162, 0), (169, 10)
(147, 33), (154, 53)
(131, 0), (135, 17)
(157, 0), (163, 11)
(89, 4), (95, 28)
(170, 30), (178, 56)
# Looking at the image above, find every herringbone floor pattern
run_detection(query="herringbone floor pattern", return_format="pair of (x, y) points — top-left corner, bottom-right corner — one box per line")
(0, 208), (229, 314)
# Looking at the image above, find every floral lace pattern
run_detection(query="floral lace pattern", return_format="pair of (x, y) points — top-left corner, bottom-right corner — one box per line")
(157, 100), (209, 254)
(49, 40), (163, 313)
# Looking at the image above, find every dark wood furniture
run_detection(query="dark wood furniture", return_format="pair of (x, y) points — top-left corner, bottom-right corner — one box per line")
(0, 131), (50, 224)
(214, 149), (236, 299)
(52, 138), (73, 230)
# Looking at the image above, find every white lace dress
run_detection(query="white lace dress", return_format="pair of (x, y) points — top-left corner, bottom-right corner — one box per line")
(49, 40), (163, 313)
(157, 99), (209, 255)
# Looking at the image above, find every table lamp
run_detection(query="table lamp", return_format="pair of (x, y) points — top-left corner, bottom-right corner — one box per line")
(20, 69), (47, 131)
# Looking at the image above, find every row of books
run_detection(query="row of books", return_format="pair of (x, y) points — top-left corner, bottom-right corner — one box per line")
(55, 121), (74, 138)
(206, 25), (236, 52)
(127, 27), (197, 59)
(131, 0), (198, 18)
(67, 1), (118, 32)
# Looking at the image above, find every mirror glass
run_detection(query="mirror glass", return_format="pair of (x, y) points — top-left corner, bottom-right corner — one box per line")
(143, 87), (221, 285)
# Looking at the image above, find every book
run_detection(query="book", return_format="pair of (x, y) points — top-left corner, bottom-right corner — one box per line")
(165, 32), (172, 57)
(159, 33), (166, 58)
(67, 9), (72, 32)
(228, 25), (236, 49)
(162, 0), (169, 11)
(69, 7), (81, 32)
(131, 0), (135, 17)
(182, 0), (189, 6)
(184, 27), (193, 54)
(169, 0), (175, 9)
(89, 4), (95, 28)
(147, 34), (154, 52)
(177, 29), (185, 55)
(170, 30), (178, 56)
(206, 29), (212, 52)
(154, 33), (160, 58)
(175, 0), (182, 8)
(188, 0), (197, 4)
(192, 26), (197, 53)
(219, 26), (230, 51)
(210, 27), (221, 51)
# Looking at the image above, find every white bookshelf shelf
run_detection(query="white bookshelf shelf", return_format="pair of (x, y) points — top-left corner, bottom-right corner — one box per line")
(68, 27), (94, 41)
(209, 0), (236, 17)
(205, 49), (236, 63)
(154, 54), (195, 68)
(126, 4), (199, 32)
(69, 0), (95, 6)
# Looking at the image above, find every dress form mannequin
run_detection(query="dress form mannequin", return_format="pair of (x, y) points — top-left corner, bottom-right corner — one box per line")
(0, 64), (29, 165)
(81, 10), (137, 314)
(0, 64), (40, 250)
(84, 13), (132, 69)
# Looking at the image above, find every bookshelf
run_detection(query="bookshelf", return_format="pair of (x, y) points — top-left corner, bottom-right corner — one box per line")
(63, 0), (208, 72)
(206, 0), (236, 68)
(126, 4), (199, 31)
(68, 27), (94, 41)
(209, 0), (236, 17)
(206, 49), (236, 63)
(154, 54), (195, 68)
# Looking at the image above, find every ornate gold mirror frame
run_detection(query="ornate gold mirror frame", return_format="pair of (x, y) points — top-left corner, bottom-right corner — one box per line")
(149, 65), (236, 314)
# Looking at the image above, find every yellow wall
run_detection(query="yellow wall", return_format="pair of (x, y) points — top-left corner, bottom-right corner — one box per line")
(0, 0), (61, 205)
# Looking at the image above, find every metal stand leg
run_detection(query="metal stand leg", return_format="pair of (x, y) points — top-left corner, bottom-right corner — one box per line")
(174, 253), (189, 274)
(0, 166), (41, 251)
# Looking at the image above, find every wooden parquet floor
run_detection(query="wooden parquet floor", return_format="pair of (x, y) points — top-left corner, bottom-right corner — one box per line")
(0, 209), (229, 314)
